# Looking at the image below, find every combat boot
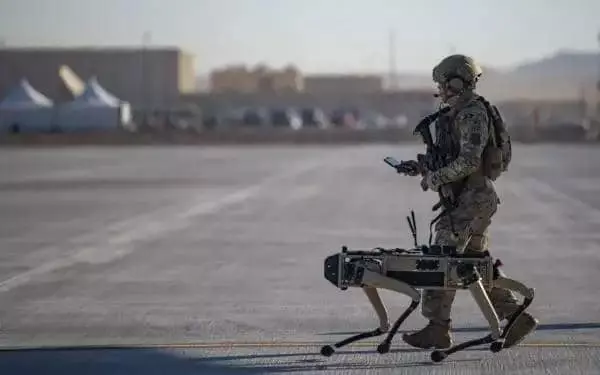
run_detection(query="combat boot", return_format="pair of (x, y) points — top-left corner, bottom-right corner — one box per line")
(503, 312), (538, 348)
(402, 320), (453, 349)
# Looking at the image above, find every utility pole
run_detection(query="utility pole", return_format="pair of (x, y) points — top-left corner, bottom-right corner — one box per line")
(141, 31), (151, 127)
(596, 31), (600, 124)
(388, 29), (399, 91)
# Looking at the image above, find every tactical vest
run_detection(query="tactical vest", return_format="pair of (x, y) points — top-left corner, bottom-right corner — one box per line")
(431, 94), (510, 184)
(433, 111), (459, 159)
(431, 109), (467, 195)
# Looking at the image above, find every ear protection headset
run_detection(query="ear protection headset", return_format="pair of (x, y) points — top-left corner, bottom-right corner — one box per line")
(433, 75), (466, 98)
(445, 74), (466, 92)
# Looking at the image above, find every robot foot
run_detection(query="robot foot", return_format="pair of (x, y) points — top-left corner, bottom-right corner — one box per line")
(319, 327), (386, 357)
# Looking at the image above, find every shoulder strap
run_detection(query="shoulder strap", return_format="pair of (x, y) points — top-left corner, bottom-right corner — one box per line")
(474, 95), (498, 146)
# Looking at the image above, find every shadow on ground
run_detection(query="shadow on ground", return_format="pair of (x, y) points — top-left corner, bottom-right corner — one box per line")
(1, 322), (597, 374)
(0, 347), (483, 375)
(317, 322), (600, 336)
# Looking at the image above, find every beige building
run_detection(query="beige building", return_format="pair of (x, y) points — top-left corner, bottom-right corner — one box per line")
(210, 64), (302, 93)
(304, 74), (383, 94)
(0, 47), (196, 110)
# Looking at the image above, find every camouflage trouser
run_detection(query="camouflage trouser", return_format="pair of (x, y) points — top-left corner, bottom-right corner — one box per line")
(422, 182), (520, 324)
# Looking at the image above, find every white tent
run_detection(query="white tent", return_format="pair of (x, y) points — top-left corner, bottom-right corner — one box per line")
(57, 77), (132, 131)
(0, 79), (55, 133)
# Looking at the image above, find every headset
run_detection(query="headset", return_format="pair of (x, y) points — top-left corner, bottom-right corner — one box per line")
(434, 74), (479, 98)
(433, 75), (463, 98)
(446, 75), (467, 92)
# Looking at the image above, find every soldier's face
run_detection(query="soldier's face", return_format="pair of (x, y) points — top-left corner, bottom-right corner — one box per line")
(435, 83), (454, 102)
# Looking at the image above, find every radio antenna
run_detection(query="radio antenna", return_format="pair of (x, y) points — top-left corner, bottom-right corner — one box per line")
(406, 210), (418, 247)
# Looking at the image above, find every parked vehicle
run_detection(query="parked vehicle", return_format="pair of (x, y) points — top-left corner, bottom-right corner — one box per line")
(300, 107), (330, 129)
(270, 108), (302, 130)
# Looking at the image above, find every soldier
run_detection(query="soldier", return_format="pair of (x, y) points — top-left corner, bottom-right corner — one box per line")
(401, 54), (539, 350)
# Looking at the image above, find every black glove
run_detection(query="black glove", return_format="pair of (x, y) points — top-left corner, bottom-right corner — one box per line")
(397, 160), (421, 176)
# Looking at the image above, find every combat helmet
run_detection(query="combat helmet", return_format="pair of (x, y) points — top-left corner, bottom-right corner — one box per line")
(432, 54), (483, 91)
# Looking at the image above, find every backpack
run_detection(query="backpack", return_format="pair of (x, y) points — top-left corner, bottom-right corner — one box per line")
(477, 96), (512, 180)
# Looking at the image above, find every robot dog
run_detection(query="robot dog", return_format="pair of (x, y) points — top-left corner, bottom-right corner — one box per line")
(320, 157), (535, 363)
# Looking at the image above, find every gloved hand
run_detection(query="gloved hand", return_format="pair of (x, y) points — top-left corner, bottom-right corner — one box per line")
(397, 160), (421, 176)
(420, 171), (439, 192)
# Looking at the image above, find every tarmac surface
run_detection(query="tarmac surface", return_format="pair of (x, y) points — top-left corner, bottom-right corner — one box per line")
(0, 144), (599, 374)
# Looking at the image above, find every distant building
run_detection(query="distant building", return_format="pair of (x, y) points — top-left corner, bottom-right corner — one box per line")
(304, 74), (383, 95)
(0, 47), (196, 110)
(209, 64), (302, 93)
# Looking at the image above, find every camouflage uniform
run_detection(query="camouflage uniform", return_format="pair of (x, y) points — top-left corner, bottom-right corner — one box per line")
(402, 55), (538, 350)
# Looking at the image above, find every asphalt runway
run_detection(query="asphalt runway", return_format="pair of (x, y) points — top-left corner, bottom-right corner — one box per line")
(0, 144), (599, 374)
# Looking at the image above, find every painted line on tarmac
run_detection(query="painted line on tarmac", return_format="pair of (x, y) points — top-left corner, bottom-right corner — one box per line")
(1, 341), (599, 351)
(0, 160), (320, 294)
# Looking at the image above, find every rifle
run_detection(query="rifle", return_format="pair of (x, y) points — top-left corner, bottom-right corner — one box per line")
(412, 106), (456, 211)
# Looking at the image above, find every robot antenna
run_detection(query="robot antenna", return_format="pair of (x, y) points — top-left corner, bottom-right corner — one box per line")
(406, 210), (418, 247)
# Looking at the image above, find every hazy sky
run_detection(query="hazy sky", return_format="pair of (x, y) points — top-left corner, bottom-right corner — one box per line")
(0, 0), (599, 74)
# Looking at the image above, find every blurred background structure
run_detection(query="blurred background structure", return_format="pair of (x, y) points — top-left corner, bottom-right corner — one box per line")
(0, 1), (598, 142)
(0, 42), (598, 142)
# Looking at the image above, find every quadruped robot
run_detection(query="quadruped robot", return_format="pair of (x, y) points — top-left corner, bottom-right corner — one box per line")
(320, 156), (535, 363)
